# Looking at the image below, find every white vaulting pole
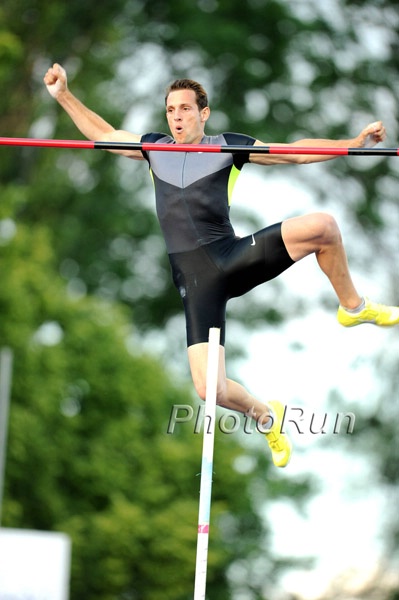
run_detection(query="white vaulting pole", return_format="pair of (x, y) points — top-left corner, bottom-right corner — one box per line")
(0, 347), (13, 525)
(194, 327), (220, 600)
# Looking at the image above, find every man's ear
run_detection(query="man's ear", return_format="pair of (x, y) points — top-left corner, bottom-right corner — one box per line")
(201, 107), (210, 122)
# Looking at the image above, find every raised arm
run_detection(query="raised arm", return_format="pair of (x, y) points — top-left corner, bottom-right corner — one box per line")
(43, 63), (144, 159)
(250, 121), (386, 165)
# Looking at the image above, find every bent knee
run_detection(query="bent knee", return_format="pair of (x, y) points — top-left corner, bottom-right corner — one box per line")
(282, 212), (342, 261)
(193, 379), (227, 404)
(194, 381), (207, 402)
(315, 213), (341, 244)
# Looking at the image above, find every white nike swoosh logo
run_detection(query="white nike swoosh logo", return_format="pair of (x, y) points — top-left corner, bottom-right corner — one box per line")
(251, 234), (256, 246)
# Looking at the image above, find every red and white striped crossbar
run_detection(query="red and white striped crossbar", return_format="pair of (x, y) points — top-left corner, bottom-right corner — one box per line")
(0, 136), (398, 155)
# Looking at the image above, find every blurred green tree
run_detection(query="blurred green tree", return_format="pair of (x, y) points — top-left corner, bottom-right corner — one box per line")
(1, 224), (313, 598)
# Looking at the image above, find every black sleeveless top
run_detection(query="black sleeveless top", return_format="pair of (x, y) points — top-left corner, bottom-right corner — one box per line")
(141, 132), (256, 254)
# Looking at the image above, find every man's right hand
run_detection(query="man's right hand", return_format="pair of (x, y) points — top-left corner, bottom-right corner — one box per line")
(43, 63), (67, 99)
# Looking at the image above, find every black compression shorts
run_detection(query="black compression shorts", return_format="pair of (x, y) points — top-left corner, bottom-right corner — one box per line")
(168, 222), (294, 347)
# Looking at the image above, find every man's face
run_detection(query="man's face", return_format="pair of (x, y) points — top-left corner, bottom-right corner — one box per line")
(166, 89), (209, 144)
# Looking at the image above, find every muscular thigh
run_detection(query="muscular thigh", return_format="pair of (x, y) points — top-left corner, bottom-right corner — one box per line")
(281, 213), (338, 261)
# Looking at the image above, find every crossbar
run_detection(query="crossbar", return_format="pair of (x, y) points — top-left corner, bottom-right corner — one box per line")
(0, 136), (398, 155)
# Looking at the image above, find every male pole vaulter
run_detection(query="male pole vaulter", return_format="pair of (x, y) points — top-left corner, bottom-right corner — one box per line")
(44, 63), (399, 467)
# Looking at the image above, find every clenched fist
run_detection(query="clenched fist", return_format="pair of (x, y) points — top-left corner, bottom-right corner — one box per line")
(43, 63), (67, 99)
(357, 120), (386, 148)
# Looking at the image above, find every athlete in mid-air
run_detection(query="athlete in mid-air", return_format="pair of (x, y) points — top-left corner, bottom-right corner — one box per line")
(44, 63), (399, 468)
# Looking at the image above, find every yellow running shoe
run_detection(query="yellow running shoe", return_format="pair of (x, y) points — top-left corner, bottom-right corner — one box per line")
(337, 297), (399, 327)
(264, 400), (292, 468)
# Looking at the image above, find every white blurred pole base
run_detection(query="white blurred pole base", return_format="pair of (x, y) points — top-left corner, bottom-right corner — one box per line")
(0, 347), (13, 526)
(194, 327), (220, 600)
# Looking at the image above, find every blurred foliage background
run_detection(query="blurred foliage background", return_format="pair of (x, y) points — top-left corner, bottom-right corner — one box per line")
(0, 0), (398, 598)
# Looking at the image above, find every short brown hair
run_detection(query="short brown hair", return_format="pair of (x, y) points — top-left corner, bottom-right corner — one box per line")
(165, 79), (208, 111)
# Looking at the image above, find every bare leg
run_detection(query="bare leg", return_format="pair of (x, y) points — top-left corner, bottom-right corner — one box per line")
(281, 213), (362, 309)
(186, 214), (356, 418)
(187, 342), (272, 426)
(187, 342), (292, 467)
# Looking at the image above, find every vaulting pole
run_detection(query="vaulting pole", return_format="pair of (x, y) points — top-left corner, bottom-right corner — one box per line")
(194, 327), (220, 600)
(0, 348), (13, 526)
(0, 136), (398, 155)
